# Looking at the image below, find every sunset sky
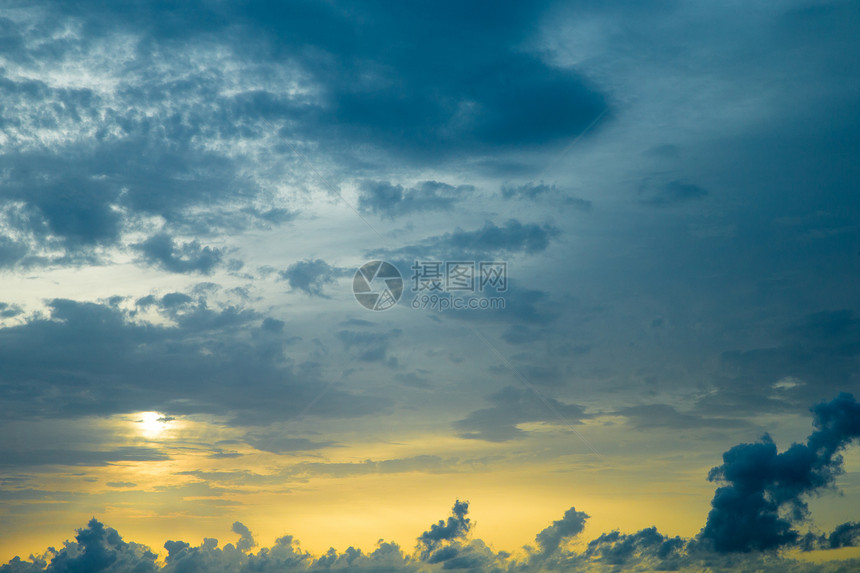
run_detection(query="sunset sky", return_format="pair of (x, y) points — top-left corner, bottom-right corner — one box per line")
(1, 1), (859, 571)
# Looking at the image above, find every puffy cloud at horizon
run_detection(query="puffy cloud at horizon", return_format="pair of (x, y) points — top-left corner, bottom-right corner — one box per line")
(4, 496), (860, 573)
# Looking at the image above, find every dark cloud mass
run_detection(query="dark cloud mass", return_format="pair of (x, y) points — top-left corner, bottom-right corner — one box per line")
(700, 393), (860, 552)
(0, 0), (606, 265)
(135, 233), (224, 274)
(279, 259), (340, 297)
(0, 297), (383, 425)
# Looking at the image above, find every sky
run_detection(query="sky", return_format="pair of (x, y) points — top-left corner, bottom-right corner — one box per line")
(0, 0), (859, 571)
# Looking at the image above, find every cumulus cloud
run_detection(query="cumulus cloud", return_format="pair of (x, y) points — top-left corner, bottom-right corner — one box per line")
(279, 259), (339, 297)
(5, 495), (860, 573)
(534, 507), (589, 556)
(231, 522), (256, 552)
(699, 392), (860, 552)
(417, 500), (471, 560)
(135, 233), (224, 275)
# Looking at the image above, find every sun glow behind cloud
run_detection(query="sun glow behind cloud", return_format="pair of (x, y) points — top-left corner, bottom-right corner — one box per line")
(135, 412), (174, 439)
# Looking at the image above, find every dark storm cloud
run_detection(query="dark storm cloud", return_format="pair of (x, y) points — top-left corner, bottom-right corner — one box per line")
(0, 0), (607, 267)
(224, 0), (606, 163)
(0, 298), (384, 425)
(699, 393), (860, 552)
(454, 386), (587, 442)
(24, 0), (608, 160)
(279, 259), (340, 297)
(358, 181), (471, 219)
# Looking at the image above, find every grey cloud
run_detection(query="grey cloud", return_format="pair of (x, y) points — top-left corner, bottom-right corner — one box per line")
(0, 302), (24, 318)
(232, 522), (256, 552)
(375, 219), (560, 263)
(0, 298), (385, 425)
(0, 447), (169, 468)
(0, 236), (30, 269)
(243, 434), (335, 455)
(501, 325), (545, 345)
(501, 181), (592, 211)
(696, 308), (860, 418)
(618, 404), (749, 430)
(358, 180), (470, 219)
(801, 522), (860, 552)
(417, 500), (471, 561)
(291, 455), (454, 479)
(584, 528), (685, 569)
(336, 329), (401, 364)
(437, 219), (560, 256)
(105, 482), (137, 489)
(135, 233), (224, 275)
(454, 386), (587, 442)
(534, 507), (589, 556)
(501, 182), (557, 200)
(0, 0), (608, 274)
(279, 259), (339, 297)
(261, 317), (285, 333)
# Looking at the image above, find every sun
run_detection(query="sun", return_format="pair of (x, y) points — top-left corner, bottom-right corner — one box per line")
(136, 411), (172, 438)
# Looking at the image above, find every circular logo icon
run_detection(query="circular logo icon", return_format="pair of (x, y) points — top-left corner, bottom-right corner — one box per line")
(353, 261), (403, 311)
